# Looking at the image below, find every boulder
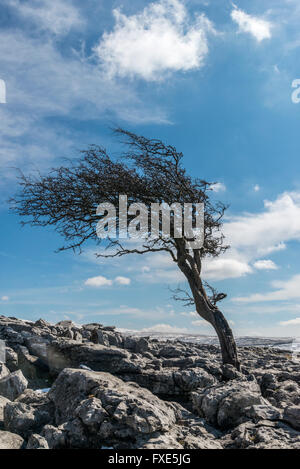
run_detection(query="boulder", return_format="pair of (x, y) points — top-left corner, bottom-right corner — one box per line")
(0, 363), (10, 380)
(192, 378), (268, 429)
(17, 346), (50, 388)
(124, 368), (216, 397)
(48, 368), (176, 448)
(0, 430), (24, 449)
(0, 395), (10, 424)
(0, 370), (27, 400)
(26, 434), (49, 449)
(55, 320), (74, 328)
(41, 424), (66, 449)
(47, 340), (138, 375)
(4, 401), (53, 439)
(245, 404), (282, 422)
(5, 347), (18, 372)
(283, 406), (300, 431)
(4, 391), (54, 438)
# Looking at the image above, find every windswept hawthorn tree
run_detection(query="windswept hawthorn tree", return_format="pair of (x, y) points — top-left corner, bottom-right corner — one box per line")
(10, 129), (240, 369)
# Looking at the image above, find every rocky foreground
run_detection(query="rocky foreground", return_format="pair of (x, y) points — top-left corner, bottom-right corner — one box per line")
(0, 316), (299, 449)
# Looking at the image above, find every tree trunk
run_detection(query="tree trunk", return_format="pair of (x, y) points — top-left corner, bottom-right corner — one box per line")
(210, 308), (240, 370)
(177, 255), (240, 369)
(193, 290), (240, 370)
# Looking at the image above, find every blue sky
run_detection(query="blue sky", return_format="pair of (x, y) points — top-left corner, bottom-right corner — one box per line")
(1, 0), (300, 337)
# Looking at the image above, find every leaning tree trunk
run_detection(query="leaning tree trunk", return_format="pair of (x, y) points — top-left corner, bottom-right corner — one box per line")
(193, 291), (240, 370)
(177, 251), (240, 369)
(179, 265), (240, 369)
(208, 308), (240, 370)
(193, 298), (240, 369)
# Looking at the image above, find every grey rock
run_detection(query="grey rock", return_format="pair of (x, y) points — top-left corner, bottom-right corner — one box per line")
(124, 367), (216, 397)
(0, 430), (24, 449)
(23, 335), (49, 363)
(0, 363), (10, 380)
(17, 346), (50, 388)
(55, 320), (74, 328)
(0, 370), (27, 400)
(41, 424), (66, 449)
(75, 397), (108, 427)
(26, 433), (49, 449)
(4, 390), (54, 438)
(245, 404), (282, 422)
(48, 368), (176, 448)
(34, 319), (51, 328)
(192, 378), (268, 429)
(5, 347), (18, 372)
(139, 433), (183, 449)
(4, 400), (53, 438)
(0, 395), (10, 424)
(283, 406), (300, 431)
(135, 338), (149, 354)
(91, 329), (109, 346)
(47, 340), (135, 375)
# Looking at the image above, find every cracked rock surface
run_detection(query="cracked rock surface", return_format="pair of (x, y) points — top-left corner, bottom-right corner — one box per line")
(0, 315), (299, 449)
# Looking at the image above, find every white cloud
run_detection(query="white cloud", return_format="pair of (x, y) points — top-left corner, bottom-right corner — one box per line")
(224, 192), (300, 255)
(211, 182), (226, 192)
(1, 296), (9, 301)
(254, 184), (260, 192)
(192, 319), (209, 326)
(0, 27), (169, 182)
(114, 276), (131, 286)
(84, 275), (132, 288)
(181, 311), (198, 317)
(95, 0), (215, 81)
(203, 258), (252, 280)
(140, 323), (188, 333)
(7, 0), (84, 35)
(231, 7), (272, 42)
(233, 274), (300, 303)
(253, 260), (278, 270)
(84, 276), (113, 287)
(279, 317), (300, 327)
(201, 191), (300, 280)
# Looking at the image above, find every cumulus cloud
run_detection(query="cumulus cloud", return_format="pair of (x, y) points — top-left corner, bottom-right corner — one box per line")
(192, 319), (210, 327)
(84, 275), (131, 288)
(203, 258), (252, 280)
(253, 260), (278, 271)
(95, 0), (215, 81)
(114, 276), (131, 286)
(140, 323), (188, 333)
(279, 317), (300, 327)
(181, 311), (198, 317)
(233, 274), (300, 303)
(1, 296), (9, 301)
(201, 191), (300, 280)
(84, 276), (113, 287)
(224, 192), (300, 256)
(231, 7), (272, 42)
